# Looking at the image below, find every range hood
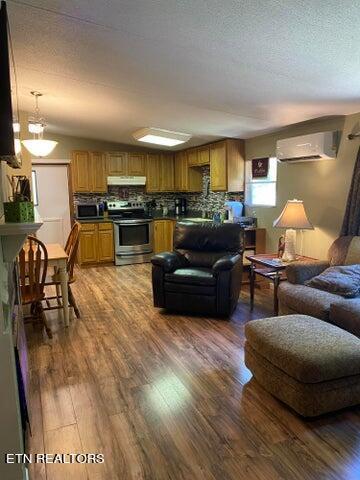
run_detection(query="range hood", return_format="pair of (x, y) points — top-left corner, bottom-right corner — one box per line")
(107, 176), (146, 186)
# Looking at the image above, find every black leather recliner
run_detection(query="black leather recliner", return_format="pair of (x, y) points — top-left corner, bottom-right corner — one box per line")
(151, 222), (243, 316)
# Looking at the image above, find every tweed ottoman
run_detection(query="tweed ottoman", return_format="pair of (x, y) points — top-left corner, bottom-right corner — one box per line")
(244, 315), (360, 417)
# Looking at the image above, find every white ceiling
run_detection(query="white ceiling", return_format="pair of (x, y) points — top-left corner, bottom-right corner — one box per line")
(7, 0), (360, 149)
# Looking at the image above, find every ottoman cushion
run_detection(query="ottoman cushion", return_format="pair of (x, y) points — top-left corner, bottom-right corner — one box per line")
(245, 343), (360, 417)
(245, 315), (360, 383)
(244, 314), (360, 417)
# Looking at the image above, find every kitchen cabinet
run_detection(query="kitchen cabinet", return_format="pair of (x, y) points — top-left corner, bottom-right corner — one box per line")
(107, 152), (127, 175)
(78, 222), (114, 265)
(147, 154), (175, 192)
(146, 153), (161, 192)
(187, 149), (198, 167)
(98, 223), (115, 262)
(128, 153), (146, 175)
(71, 150), (107, 193)
(90, 152), (107, 192)
(197, 146), (210, 166)
(210, 141), (227, 191)
(210, 139), (245, 192)
(160, 154), (175, 191)
(72, 150), (91, 192)
(154, 220), (175, 254)
(107, 152), (146, 176)
(175, 151), (202, 192)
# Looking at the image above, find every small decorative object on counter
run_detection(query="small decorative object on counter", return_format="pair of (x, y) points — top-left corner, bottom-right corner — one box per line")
(162, 205), (168, 216)
(4, 175), (34, 223)
(213, 212), (221, 224)
(278, 235), (285, 258)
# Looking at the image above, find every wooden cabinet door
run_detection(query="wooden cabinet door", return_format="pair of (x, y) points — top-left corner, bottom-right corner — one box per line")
(210, 141), (227, 191)
(72, 151), (91, 192)
(198, 146), (210, 165)
(98, 223), (114, 262)
(187, 149), (198, 166)
(160, 154), (174, 191)
(91, 152), (107, 192)
(107, 152), (127, 175)
(166, 220), (176, 250)
(146, 154), (161, 192)
(128, 153), (146, 175)
(174, 151), (187, 191)
(78, 225), (98, 264)
(154, 220), (166, 254)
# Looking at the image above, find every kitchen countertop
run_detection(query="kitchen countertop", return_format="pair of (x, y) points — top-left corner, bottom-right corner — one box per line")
(75, 211), (213, 223)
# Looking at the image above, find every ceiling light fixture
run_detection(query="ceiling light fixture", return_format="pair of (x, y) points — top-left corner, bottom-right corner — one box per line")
(133, 127), (191, 147)
(22, 91), (57, 157)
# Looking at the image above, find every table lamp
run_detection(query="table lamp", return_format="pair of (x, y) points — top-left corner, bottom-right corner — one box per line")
(273, 199), (313, 262)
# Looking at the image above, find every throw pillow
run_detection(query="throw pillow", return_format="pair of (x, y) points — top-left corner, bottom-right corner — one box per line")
(305, 264), (360, 298)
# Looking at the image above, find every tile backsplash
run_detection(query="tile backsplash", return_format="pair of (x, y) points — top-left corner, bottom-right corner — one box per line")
(74, 166), (244, 215)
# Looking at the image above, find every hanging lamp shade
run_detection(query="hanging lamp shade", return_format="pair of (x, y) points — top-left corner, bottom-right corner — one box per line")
(22, 139), (57, 157)
(0, 0), (18, 165)
(21, 91), (58, 157)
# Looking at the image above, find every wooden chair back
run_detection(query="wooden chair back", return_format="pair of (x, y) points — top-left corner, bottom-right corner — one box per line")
(18, 236), (48, 302)
(65, 222), (81, 281)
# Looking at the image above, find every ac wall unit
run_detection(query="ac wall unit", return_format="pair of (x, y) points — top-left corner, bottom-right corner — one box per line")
(276, 131), (339, 163)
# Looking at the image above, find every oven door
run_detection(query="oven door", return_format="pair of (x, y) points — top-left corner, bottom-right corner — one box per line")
(114, 219), (153, 255)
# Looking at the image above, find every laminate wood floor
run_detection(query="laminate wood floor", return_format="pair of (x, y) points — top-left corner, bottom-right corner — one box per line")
(26, 264), (360, 480)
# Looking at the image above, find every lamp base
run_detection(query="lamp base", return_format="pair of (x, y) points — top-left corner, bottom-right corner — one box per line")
(282, 229), (297, 262)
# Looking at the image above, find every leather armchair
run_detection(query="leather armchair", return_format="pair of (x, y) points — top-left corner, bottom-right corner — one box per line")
(151, 222), (243, 316)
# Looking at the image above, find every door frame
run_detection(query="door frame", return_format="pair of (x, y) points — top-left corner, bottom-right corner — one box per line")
(31, 159), (74, 225)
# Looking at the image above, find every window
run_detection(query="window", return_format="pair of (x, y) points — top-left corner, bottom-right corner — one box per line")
(245, 157), (277, 207)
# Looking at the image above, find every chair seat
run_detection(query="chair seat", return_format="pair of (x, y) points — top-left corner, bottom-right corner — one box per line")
(21, 286), (45, 305)
(165, 268), (216, 286)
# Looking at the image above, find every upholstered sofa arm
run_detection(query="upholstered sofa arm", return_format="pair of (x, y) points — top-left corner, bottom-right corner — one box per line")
(213, 254), (241, 272)
(151, 252), (184, 273)
(286, 261), (330, 284)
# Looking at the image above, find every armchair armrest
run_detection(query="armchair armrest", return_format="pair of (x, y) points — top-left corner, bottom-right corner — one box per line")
(151, 252), (184, 273)
(286, 260), (330, 284)
(213, 254), (241, 272)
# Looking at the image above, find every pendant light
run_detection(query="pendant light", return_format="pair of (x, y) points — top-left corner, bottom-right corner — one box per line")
(22, 91), (58, 157)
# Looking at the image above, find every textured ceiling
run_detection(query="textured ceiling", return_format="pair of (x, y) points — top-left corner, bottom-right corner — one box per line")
(7, 0), (360, 149)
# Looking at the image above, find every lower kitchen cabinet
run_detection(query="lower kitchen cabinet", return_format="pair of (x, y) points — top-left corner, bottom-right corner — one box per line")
(78, 222), (114, 265)
(154, 220), (175, 254)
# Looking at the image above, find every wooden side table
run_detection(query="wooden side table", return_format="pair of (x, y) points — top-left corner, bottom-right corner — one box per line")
(246, 254), (315, 315)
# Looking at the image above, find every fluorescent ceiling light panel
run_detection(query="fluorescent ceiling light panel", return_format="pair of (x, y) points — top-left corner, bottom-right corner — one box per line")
(133, 128), (191, 146)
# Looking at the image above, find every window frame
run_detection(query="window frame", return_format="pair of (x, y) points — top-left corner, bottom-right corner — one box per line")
(245, 156), (278, 208)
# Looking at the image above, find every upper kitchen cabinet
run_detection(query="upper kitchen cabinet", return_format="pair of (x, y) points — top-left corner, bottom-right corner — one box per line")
(127, 153), (146, 176)
(90, 152), (107, 192)
(107, 152), (127, 175)
(107, 152), (146, 176)
(175, 151), (202, 192)
(160, 153), (175, 191)
(187, 148), (198, 167)
(197, 146), (210, 166)
(146, 153), (174, 192)
(72, 150), (91, 192)
(146, 153), (161, 192)
(72, 150), (107, 193)
(210, 139), (245, 192)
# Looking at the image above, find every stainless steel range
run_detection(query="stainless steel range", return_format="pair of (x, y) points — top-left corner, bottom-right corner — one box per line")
(107, 201), (154, 266)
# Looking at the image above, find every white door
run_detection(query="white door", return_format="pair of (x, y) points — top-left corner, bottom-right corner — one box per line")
(32, 163), (71, 245)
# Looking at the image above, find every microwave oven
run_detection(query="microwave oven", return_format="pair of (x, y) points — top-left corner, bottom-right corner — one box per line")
(76, 203), (104, 219)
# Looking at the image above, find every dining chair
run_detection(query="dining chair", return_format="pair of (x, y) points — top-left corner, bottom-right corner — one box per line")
(43, 222), (81, 318)
(19, 236), (52, 338)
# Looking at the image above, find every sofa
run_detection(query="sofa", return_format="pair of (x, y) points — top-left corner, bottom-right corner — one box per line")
(278, 235), (360, 337)
(151, 222), (243, 316)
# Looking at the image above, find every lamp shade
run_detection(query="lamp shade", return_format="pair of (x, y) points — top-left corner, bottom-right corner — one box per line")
(22, 139), (57, 157)
(273, 199), (313, 230)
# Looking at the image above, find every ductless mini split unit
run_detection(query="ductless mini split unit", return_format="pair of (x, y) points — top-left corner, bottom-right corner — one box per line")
(276, 131), (339, 163)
